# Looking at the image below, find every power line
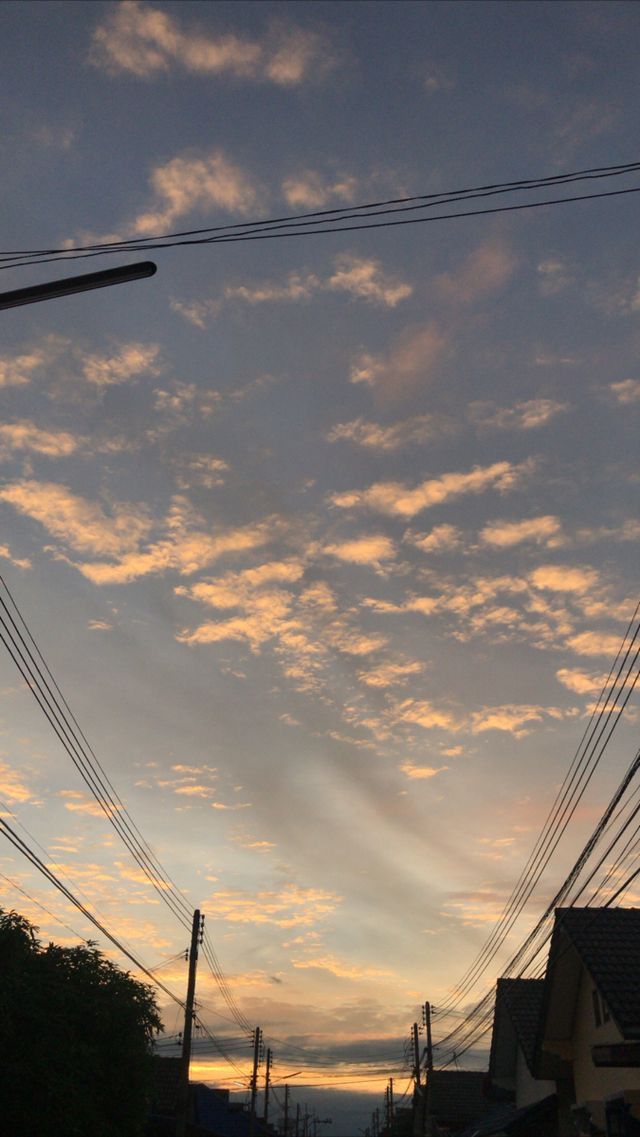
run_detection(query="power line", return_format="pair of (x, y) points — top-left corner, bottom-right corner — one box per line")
(436, 603), (640, 1019)
(2, 160), (640, 271)
(0, 812), (184, 1007)
(0, 574), (251, 1031)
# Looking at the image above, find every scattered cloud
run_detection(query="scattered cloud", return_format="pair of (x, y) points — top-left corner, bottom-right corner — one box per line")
(537, 258), (574, 295)
(128, 150), (261, 236)
(326, 254), (412, 307)
(349, 320), (449, 398)
(0, 544), (31, 570)
(322, 534), (396, 566)
(0, 760), (35, 804)
(291, 954), (392, 980)
(435, 241), (517, 305)
(566, 630), (626, 657)
(480, 515), (563, 549)
(59, 790), (118, 818)
(207, 884), (341, 927)
(357, 660), (424, 689)
(282, 170), (357, 209)
(0, 480), (152, 557)
(406, 524), (463, 553)
(400, 762), (448, 779)
(90, 2), (336, 86)
(81, 342), (162, 386)
(330, 459), (531, 519)
(556, 667), (605, 695)
(470, 398), (568, 430)
(172, 255), (412, 326)
(0, 421), (79, 460)
(0, 342), (59, 389)
(529, 564), (599, 594)
(327, 413), (449, 452)
(610, 379), (640, 404)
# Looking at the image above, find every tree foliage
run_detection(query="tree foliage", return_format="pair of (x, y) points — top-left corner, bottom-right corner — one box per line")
(0, 908), (163, 1137)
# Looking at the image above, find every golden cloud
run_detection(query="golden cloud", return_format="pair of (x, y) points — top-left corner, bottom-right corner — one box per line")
(207, 884), (341, 927)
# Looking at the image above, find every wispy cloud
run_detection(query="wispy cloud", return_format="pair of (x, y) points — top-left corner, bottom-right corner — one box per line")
(480, 515), (563, 548)
(0, 760), (35, 804)
(0, 480), (152, 557)
(0, 544), (32, 570)
(0, 422), (79, 460)
(173, 255), (412, 326)
(207, 884), (341, 927)
(529, 564), (599, 594)
(327, 413), (449, 452)
(470, 398), (568, 430)
(282, 170), (358, 209)
(406, 524), (463, 553)
(610, 379), (640, 404)
(129, 150), (260, 236)
(322, 535), (396, 566)
(90, 2), (336, 85)
(469, 704), (573, 739)
(81, 342), (162, 386)
(435, 241), (517, 305)
(537, 258), (574, 295)
(291, 953), (392, 980)
(330, 460), (531, 519)
(400, 761), (448, 780)
(357, 660), (424, 689)
(0, 340), (62, 389)
(349, 320), (449, 398)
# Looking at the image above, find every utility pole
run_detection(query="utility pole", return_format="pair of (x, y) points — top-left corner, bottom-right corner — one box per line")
(423, 1003), (433, 1074)
(177, 909), (204, 1137)
(412, 1022), (421, 1089)
(421, 1002), (434, 1137)
(264, 1047), (273, 1128)
(249, 1027), (262, 1137)
(284, 1083), (290, 1137)
(389, 1078), (394, 1133)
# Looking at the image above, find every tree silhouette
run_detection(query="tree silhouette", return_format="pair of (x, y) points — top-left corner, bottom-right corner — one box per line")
(0, 908), (162, 1136)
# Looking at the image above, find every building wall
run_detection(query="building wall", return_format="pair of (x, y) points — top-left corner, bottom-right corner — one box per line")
(514, 1045), (555, 1109)
(572, 962), (640, 1127)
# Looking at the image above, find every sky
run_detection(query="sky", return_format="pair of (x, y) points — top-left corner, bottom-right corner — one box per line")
(1, 0), (640, 1131)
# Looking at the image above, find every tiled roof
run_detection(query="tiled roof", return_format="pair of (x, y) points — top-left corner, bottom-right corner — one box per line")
(429, 1070), (491, 1133)
(554, 907), (640, 1038)
(497, 978), (545, 1073)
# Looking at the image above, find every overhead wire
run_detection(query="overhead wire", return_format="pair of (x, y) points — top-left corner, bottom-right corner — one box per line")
(2, 160), (640, 271)
(0, 574), (252, 1031)
(0, 812), (184, 1007)
(436, 603), (640, 1017)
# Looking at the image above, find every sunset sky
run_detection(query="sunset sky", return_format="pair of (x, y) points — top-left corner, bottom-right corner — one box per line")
(1, 1), (639, 1130)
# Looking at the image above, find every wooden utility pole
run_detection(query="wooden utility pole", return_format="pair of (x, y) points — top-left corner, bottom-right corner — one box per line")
(249, 1027), (262, 1137)
(412, 1022), (421, 1088)
(389, 1078), (394, 1133)
(177, 909), (204, 1137)
(264, 1047), (273, 1127)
